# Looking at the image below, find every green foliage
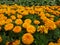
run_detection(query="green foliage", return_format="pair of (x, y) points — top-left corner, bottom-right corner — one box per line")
(0, 0), (60, 45)
(0, 0), (60, 6)
(0, 14), (60, 45)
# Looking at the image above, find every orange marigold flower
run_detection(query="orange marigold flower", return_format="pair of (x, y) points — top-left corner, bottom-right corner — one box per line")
(5, 19), (12, 24)
(17, 14), (23, 19)
(4, 23), (14, 31)
(11, 15), (16, 20)
(55, 20), (60, 27)
(45, 20), (56, 30)
(12, 40), (20, 45)
(26, 25), (36, 33)
(15, 19), (23, 25)
(0, 13), (4, 17)
(11, 10), (16, 14)
(40, 14), (56, 30)
(29, 10), (35, 14)
(45, 13), (51, 17)
(21, 10), (28, 16)
(22, 22), (30, 28)
(48, 42), (55, 45)
(35, 7), (43, 12)
(37, 25), (48, 33)
(5, 10), (11, 16)
(22, 33), (34, 44)
(24, 19), (32, 24)
(13, 26), (22, 33)
(0, 20), (5, 26)
(34, 20), (40, 24)
(2, 16), (7, 20)
(56, 43), (60, 45)
(0, 36), (2, 43)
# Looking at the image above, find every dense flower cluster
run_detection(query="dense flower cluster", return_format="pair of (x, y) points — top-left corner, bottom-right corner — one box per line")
(48, 38), (60, 45)
(0, 4), (60, 45)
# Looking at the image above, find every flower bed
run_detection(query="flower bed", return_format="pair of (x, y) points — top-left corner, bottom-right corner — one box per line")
(0, 4), (60, 45)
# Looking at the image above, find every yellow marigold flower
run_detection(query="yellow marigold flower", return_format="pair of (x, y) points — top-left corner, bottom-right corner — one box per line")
(55, 43), (60, 45)
(48, 42), (55, 45)
(11, 10), (16, 14)
(40, 14), (56, 30)
(22, 22), (30, 28)
(22, 33), (34, 44)
(5, 19), (12, 24)
(4, 23), (14, 31)
(0, 9), (4, 13)
(29, 10), (35, 14)
(1, 16), (7, 20)
(5, 10), (11, 16)
(45, 20), (56, 30)
(4, 16), (7, 20)
(11, 15), (16, 20)
(40, 13), (47, 21)
(25, 6), (31, 10)
(26, 25), (36, 33)
(0, 14), (4, 17)
(58, 8), (60, 11)
(17, 14), (23, 19)
(34, 20), (40, 24)
(24, 19), (32, 24)
(0, 36), (2, 43)
(37, 25), (48, 33)
(13, 26), (22, 33)
(45, 13), (51, 17)
(0, 20), (5, 26)
(35, 7), (43, 12)
(12, 40), (20, 45)
(21, 10), (28, 16)
(55, 20), (60, 27)
(15, 19), (23, 25)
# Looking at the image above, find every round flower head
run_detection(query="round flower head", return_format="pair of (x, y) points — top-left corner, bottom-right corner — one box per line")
(15, 19), (23, 25)
(17, 14), (23, 19)
(4, 23), (14, 31)
(34, 20), (40, 24)
(21, 10), (28, 15)
(55, 20), (60, 27)
(12, 40), (20, 45)
(48, 42), (55, 45)
(22, 33), (34, 44)
(22, 22), (30, 28)
(11, 15), (16, 20)
(0, 20), (5, 26)
(26, 25), (36, 33)
(13, 26), (22, 33)
(5, 19), (12, 24)
(24, 19), (32, 24)
(11, 10), (16, 14)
